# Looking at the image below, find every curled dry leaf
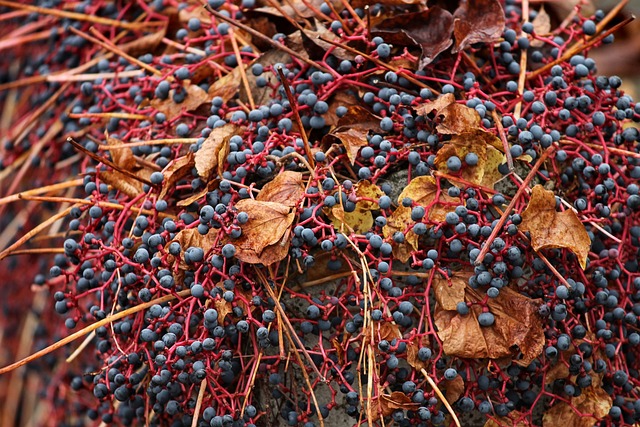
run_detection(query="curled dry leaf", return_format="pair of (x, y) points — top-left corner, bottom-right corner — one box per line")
(416, 93), (481, 134)
(207, 66), (241, 105)
(432, 272), (466, 311)
(242, 50), (292, 107)
(375, 391), (420, 420)
(445, 375), (465, 404)
(166, 228), (219, 270)
(301, 19), (356, 61)
(195, 124), (243, 181)
(159, 151), (195, 200)
(452, 0), (505, 53)
(99, 170), (144, 199)
(531, 6), (551, 48)
(150, 83), (209, 118)
(373, 7), (454, 68)
(407, 336), (430, 371)
(542, 385), (612, 427)
(119, 26), (167, 57)
(483, 410), (531, 427)
(257, 171), (305, 207)
(105, 135), (136, 171)
(254, 0), (343, 19)
(435, 274), (544, 366)
(214, 298), (233, 322)
(520, 185), (590, 269)
(231, 199), (295, 265)
(323, 106), (381, 165)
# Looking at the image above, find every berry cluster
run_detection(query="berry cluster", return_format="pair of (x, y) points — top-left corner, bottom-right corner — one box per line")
(0, 0), (639, 426)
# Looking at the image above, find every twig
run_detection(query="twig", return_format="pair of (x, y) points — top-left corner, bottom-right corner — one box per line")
(421, 369), (462, 427)
(191, 378), (208, 427)
(0, 0), (165, 30)
(0, 289), (192, 375)
(228, 28), (255, 110)
(276, 67), (316, 170)
(474, 144), (557, 265)
(491, 110), (514, 171)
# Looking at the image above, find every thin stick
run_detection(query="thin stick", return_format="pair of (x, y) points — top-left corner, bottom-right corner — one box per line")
(203, 4), (334, 75)
(474, 144), (557, 265)
(421, 369), (462, 427)
(191, 379), (208, 427)
(69, 112), (148, 120)
(0, 0), (165, 30)
(66, 331), (96, 363)
(67, 137), (154, 187)
(0, 205), (74, 261)
(48, 70), (144, 82)
(0, 289), (192, 375)
(228, 28), (255, 110)
(67, 26), (161, 77)
(99, 138), (199, 149)
(276, 67), (315, 170)
(17, 195), (169, 218)
(0, 178), (84, 207)
(6, 248), (65, 256)
(491, 110), (514, 171)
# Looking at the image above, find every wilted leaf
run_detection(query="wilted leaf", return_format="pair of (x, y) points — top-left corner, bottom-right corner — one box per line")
(452, 0), (505, 53)
(215, 298), (233, 321)
(195, 124), (242, 180)
(373, 7), (454, 68)
(323, 106), (380, 164)
(207, 66), (241, 105)
(377, 321), (401, 343)
(326, 204), (373, 235)
(100, 170), (143, 198)
(397, 175), (457, 223)
(352, 0), (423, 6)
(105, 135), (136, 170)
(382, 206), (418, 263)
(435, 276), (544, 366)
(520, 185), (590, 269)
(481, 145), (506, 189)
(257, 171), (305, 207)
(301, 19), (356, 61)
(356, 180), (385, 211)
(484, 410), (530, 427)
(543, 386), (612, 427)
(435, 131), (489, 184)
(376, 391), (420, 419)
(416, 93), (481, 135)
(159, 152), (195, 200)
(325, 91), (360, 128)
(433, 272), (466, 311)
(120, 26), (167, 57)
(242, 50), (291, 107)
(150, 83), (209, 117)
(531, 6), (551, 48)
(166, 228), (219, 270)
(255, 0), (343, 19)
(407, 336), (430, 371)
(445, 375), (465, 403)
(231, 199), (295, 265)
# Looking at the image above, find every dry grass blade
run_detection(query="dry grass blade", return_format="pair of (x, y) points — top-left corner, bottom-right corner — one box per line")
(421, 369), (462, 427)
(191, 378), (208, 427)
(0, 178), (84, 207)
(0, 289), (191, 375)
(0, 0), (165, 30)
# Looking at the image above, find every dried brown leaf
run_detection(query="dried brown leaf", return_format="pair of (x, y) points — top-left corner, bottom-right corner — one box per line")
(215, 298), (233, 321)
(531, 6), (551, 48)
(301, 19), (356, 61)
(150, 83), (209, 118)
(159, 151), (195, 200)
(543, 386), (612, 427)
(415, 93), (481, 134)
(255, 0), (343, 19)
(452, 0), (505, 53)
(484, 410), (531, 427)
(435, 276), (544, 365)
(373, 7), (454, 68)
(105, 135), (136, 170)
(120, 26), (167, 57)
(377, 391), (421, 419)
(445, 375), (465, 403)
(231, 199), (295, 265)
(433, 272), (466, 311)
(166, 228), (219, 270)
(257, 171), (305, 207)
(207, 67), (241, 105)
(352, 0), (423, 6)
(407, 336), (430, 371)
(241, 50), (291, 107)
(99, 170), (143, 198)
(195, 124), (242, 181)
(520, 185), (590, 269)
(323, 106), (380, 165)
